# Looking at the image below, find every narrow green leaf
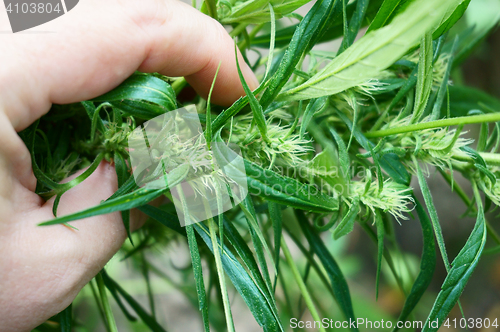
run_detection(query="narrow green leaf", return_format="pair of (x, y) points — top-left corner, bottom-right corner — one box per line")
(430, 37), (458, 120)
(268, 202), (283, 291)
(432, 0), (472, 39)
(251, 0), (382, 49)
(309, 144), (345, 189)
(235, 46), (269, 143)
(96, 272), (118, 332)
(88, 280), (109, 332)
(240, 196), (274, 295)
(194, 223), (284, 332)
(92, 73), (176, 113)
(202, 0), (218, 19)
(107, 174), (139, 201)
(300, 97), (327, 139)
(138, 205), (185, 235)
(281, 238), (326, 332)
(373, 66), (417, 130)
(211, 135), (339, 212)
(140, 252), (155, 320)
(120, 236), (149, 261)
(108, 100), (171, 120)
(114, 152), (132, 243)
(422, 185), (486, 331)
(338, 0), (369, 53)
(259, 0), (341, 109)
(297, 211), (358, 330)
(263, 4), (276, 82)
(360, 222), (408, 297)
(141, 200), (280, 331)
(186, 225), (211, 332)
(329, 126), (350, 182)
(90, 102), (111, 141)
(59, 304), (72, 332)
(478, 122), (489, 153)
(209, 215), (236, 332)
(39, 164), (189, 226)
(101, 270), (167, 332)
(367, 112), (500, 138)
(98, 275), (138, 322)
(56, 153), (105, 193)
(39, 186), (166, 226)
(393, 196), (436, 331)
(374, 211), (384, 300)
(413, 155), (451, 272)
(279, 0), (459, 101)
(205, 62), (221, 149)
(222, 216), (281, 320)
(211, 80), (269, 135)
(333, 196), (360, 239)
(411, 32), (433, 124)
(486, 122), (500, 153)
(245, 160), (339, 212)
(461, 146), (496, 185)
(367, 0), (405, 32)
(81, 101), (106, 134)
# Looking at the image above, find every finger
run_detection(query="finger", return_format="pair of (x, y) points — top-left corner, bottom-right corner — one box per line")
(0, 112), (36, 191)
(0, 0), (258, 133)
(41, 161), (126, 272)
(1, 161), (125, 331)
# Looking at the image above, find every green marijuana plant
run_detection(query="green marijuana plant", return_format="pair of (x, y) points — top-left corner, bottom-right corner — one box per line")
(27, 0), (500, 331)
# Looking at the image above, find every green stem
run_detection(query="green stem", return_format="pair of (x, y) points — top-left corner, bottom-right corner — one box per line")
(360, 222), (408, 296)
(188, 180), (234, 332)
(208, 217), (235, 332)
(89, 280), (110, 332)
(412, 155), (451, 273)
(96, 273), (118, 332)
(203, 0), (218, 19)
(283, 224), (336, 298)
(141, 251), (156, 318)
(452, 151), (500, 166)
(437, 168), (472, 206)
(486, 222), (500, 245)
(171, 77), (187, 95)
(366, 113), (500, 138)
(229, 23), (249, 38)
(439, 169), (500, 246)
(238, 24), (264, 50)
(281, 238), (326, 332)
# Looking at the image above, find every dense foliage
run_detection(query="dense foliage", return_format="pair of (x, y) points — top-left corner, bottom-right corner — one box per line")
(28, 0), (500, 331)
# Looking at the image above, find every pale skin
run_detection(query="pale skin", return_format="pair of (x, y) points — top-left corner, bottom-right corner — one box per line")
(0, 0), (258, 330)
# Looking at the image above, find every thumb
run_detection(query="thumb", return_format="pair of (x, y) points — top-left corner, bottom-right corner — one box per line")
(3, 161), (129, 331)
(42, 161), (127, 269)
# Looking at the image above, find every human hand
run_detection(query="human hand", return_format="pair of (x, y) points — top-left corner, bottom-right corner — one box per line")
(0, 1), (257, 330)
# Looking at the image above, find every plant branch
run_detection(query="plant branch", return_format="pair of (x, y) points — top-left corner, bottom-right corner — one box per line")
(366, 113), (500, 138)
